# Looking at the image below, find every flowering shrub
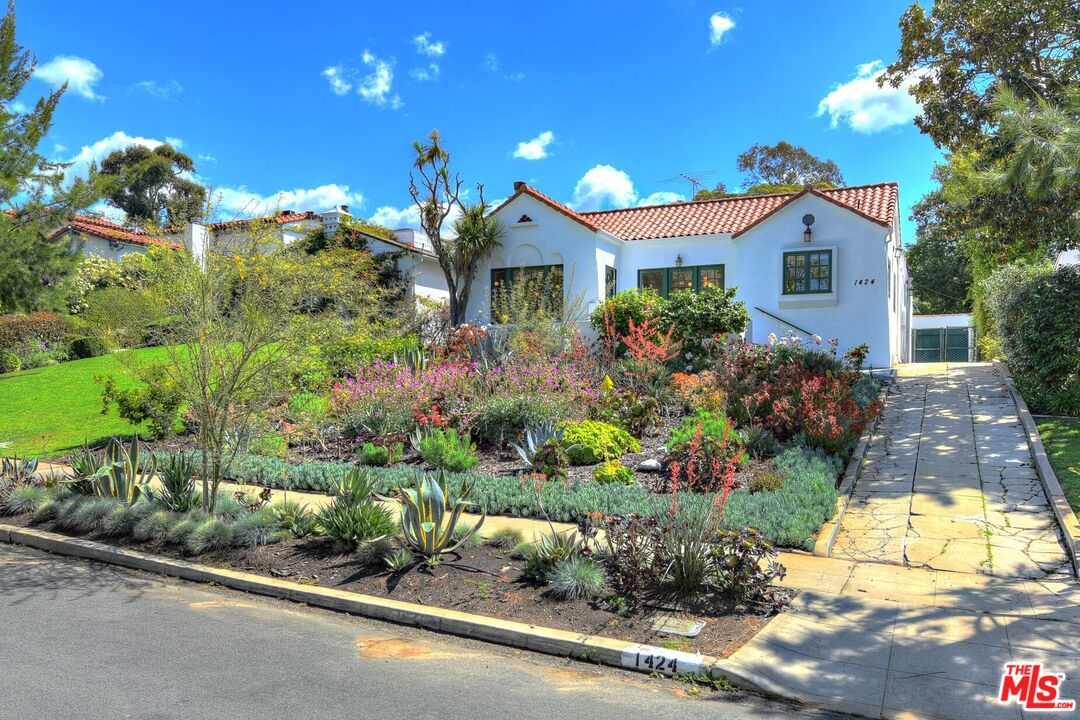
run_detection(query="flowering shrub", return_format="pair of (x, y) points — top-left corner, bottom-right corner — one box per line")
(765, 365), (882, 455)
(331, 353), (599, 446)
(587, 376), (657, 438)
(671, 370), (727, 413)
(0, 311), (68, 357)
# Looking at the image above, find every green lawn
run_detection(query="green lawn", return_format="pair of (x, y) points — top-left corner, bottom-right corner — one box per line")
(0, 347), (172, 458)
(1037, 417), (1080, 511)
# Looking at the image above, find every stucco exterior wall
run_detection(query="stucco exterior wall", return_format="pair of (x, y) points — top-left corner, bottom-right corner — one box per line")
(75, 235), (152, 262)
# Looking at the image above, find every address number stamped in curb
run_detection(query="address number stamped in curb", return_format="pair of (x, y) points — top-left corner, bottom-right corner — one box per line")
(620, 643), (705, 677)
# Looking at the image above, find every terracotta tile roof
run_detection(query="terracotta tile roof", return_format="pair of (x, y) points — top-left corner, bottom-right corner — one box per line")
(53, 214), (184, 250)
(209, 210), (319, 231)
(490, 182), (601, 232)
(576, 182), (898, 241)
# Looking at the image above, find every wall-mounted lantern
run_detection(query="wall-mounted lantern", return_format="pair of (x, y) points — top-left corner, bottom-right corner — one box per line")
(675, 254), (684, 267)
(802, 213), (815, 243)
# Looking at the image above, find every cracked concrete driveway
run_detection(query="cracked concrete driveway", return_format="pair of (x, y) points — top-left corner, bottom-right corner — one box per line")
(831, 363), (1070, 578)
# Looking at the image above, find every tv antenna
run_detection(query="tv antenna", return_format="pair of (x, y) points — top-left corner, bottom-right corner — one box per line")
(658, 168), (724, 197)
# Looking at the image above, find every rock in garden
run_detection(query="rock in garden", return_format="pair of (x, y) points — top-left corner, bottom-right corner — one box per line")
(637, 458), (662, 472)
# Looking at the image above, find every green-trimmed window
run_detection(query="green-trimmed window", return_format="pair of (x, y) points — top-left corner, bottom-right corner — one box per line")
(490, 264), (564, 320)
(635, 264), (724, 298)
(782, 250), (832, 295)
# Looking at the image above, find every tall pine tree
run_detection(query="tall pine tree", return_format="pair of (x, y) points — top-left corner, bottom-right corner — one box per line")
(0, 0), (98, 312)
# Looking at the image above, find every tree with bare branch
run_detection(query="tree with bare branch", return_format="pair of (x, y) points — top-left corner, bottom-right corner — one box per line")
(409, 129), (503, 326)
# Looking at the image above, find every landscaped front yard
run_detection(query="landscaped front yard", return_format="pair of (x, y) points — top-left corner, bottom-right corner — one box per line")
(1038, 418), (1080, 511)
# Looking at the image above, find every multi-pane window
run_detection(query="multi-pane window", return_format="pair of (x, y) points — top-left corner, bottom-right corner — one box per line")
(604, 266), (617, 299)
(635, 265), (724, 298)
(490, 264), (564, 320)
(782, 250), (833, 294)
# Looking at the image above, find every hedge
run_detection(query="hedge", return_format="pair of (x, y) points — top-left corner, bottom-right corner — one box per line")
(208, 445), (842, 550)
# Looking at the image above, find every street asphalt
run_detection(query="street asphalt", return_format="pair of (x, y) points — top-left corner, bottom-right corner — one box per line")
(0, 543), (851, 720)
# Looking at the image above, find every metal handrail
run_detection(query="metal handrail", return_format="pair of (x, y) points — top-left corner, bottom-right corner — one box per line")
(753, 306), (814, 337)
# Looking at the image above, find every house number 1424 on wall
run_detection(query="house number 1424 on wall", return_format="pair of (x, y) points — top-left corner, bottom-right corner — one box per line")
(853, 278), (876, 285)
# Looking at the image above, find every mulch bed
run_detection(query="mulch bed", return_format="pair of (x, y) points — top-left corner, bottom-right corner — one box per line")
(6, 513), (772, 658)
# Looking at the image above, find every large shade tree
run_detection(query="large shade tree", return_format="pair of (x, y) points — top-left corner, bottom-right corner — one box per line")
(100, 143), (206, 227)
(0, 0), (98, 312)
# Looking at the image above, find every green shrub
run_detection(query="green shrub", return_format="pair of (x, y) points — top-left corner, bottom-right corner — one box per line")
(286, 391), (330, 421)
(69, 336), (107, 360)
(133, 510), (177, 542)
(587, 382), (658, 438)
(471, 395), (564, 448)
(450, 521), (482, 549)
(23, 348), (69, 369)
(360, 442), (403, 467)
(31, 496), (68, 523)
(485, 527), (525, 549)
(0, 311), (68, 352)
(523, 529), (580, 582)
(549, 556), (607, 600)
(0, 351), (20, 374)
(661, 286), (749, 351)
(561, 420), (640, 465)
(668, 410), (747, 490)
(510, 541), (532, 560)
(589, 288), (668, 342)
(99, 366), (183, 439)
(740, 426), (780, 459)
(69, 497), (122, 533)
(988, 264), (1080, 415)
(1, 484), (49, 515)
(154, 453), (199, 512)
(272, 500), (316, 537)
(418, 428), (479, 472)
(233, 507), (286, 547)
(166, 515), (206, 546)
(593, 459), (635, 485)
(186, 517), (236, 554)
(102, 503), (147, 536)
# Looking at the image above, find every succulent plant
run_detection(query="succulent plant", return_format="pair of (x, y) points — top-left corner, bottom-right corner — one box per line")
(383, 470), (485, 562)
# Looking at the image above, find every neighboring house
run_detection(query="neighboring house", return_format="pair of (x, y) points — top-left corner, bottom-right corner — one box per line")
(470, 181), (912, 368)
(51, 208), (449, 303)
(51, 214), (184, 260)
(1055, 249), (1079, 268)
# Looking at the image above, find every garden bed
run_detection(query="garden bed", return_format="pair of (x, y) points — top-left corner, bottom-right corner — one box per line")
(2, 511), (770, 658)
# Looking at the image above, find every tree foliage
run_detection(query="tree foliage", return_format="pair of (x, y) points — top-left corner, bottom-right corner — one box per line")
(736, 141), (844, 189)
(881, 0), (1079, 151)
(905, 191), (973, 314)
(100, 143), (206, 227)
(0, 0), (98, 312)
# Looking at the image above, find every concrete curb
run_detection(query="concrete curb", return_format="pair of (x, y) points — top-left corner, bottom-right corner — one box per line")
(995, 361), (1080, 578)
(0, 523), (784, 694)
(813, 384), (886, 557)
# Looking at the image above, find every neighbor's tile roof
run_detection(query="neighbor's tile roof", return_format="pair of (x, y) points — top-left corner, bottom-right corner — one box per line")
(54, 214), (184, 250)
(209, 210), (319, 231)
(574, 182), (898, 241)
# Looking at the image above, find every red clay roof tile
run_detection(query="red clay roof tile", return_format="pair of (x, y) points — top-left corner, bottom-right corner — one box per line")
(55, 214), (184, 250)
(208, 211), (319, 231)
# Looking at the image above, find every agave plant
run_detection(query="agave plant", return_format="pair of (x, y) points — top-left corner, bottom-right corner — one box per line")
(63, 441), (104, 495)
(1, 454), (40, 487)
(512, 422), (564, 467)
(384, 471), (485, 562)
(91, 436), (157, 507)
(394, 347), (431, 371)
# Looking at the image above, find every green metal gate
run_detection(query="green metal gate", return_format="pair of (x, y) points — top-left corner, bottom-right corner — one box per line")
(913, 326), (975, 362)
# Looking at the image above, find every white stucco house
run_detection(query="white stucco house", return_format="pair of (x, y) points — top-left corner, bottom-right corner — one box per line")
(52, 207), (449, 303)
(468, 181), (913, 368)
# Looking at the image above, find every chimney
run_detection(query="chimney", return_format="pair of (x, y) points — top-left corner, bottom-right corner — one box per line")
(279, 209), (293, 216)
(183, 222), (209, 269)
(340, 204), (350, 214)
(514, 181), (526, 192)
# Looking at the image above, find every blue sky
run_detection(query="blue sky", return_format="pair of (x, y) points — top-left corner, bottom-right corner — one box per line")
(23, 0), (940, 243)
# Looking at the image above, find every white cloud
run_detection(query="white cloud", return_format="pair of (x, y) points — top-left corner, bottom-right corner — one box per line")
(817, 59), (924, 133)
(7, 100), (28, 114)
(322, 65), (351, 96)
(571, 164), (637, 211)
(132, 79), (183, 100)
(709, 12), (735, 45)
(484, 53), (500, 72)
(410, 62), (440, 82)
(323, 53), (402, 108)
(505, 71), (525, 82)
(638, 191), (685, 206)
(33, 55), (104, 100)
(413, 32), (446, 58)
(213, 184), (365, 219)
(197, 153), (217, 163)
(165, 136), (184, 148)
(512, 130), (555, 160)
(52, 142), (68, 156)
(369, 203), (421, 230)
(63, 130), (169, 183)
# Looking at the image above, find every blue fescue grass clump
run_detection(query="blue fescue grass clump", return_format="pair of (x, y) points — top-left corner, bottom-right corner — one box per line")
(212, 445), (841, 549)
